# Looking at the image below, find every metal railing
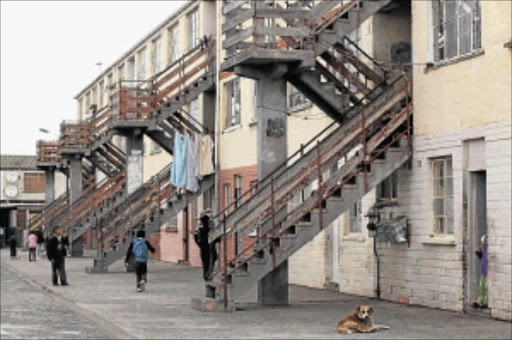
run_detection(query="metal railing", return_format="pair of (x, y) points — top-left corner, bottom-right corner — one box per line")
(211, 79), (412, 285)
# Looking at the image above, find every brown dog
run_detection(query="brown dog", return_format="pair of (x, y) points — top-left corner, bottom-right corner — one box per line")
(337, 305), (389, 334)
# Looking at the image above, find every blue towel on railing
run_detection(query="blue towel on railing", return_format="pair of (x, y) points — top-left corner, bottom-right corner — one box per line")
(170, 132), (187, 188)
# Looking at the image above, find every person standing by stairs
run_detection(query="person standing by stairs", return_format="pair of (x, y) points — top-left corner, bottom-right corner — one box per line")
(46, 226), (69, 286)
(124, 230), (155, 292)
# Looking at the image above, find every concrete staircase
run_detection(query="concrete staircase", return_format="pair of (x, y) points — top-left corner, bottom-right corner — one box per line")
(87, 174), (215, 272)
(197, 75), (412, 309)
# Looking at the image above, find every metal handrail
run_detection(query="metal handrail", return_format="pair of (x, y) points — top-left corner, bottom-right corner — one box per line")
(212, 74), (400, 223)
(211, 83), (412, 280)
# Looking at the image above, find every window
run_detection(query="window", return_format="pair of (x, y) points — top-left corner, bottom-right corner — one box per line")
(377, 171), (398, 201)
(234, 175), (242, 207)
(107, 73), (114, 89)
(99, 81), (105, 107)
(118, 65), (125, 82)
(289, 85), (309, 109)
(152, 37), (162, 74)
(250, 180), (259, 195)
(431, 157), (454, 234)
(188, 10), (199, 50)
(349, 200), (362, 233)
(251, 80), (258, 122)
(225, 78), (241, 128)
(433, 0), (481, 61)
(24, 172), (45, 193)
(169, 25), (180, 64)
(127, 58), (136, 81)
(189, 99), (199, 129)
(203, 186), (214, 210)
(138, 48), (146, 80)
(223, 183), (232, 212)
(17, 210), (27, 229)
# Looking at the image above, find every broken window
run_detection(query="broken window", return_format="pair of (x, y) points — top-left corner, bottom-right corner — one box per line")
(431, 157), (454, 234)
(433, 0), (481, 61)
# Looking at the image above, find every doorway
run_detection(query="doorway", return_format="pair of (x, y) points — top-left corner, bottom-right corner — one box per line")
(467, 170), (487, 307)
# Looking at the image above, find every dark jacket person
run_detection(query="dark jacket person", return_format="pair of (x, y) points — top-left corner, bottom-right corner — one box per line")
(46, 226), (69, 286)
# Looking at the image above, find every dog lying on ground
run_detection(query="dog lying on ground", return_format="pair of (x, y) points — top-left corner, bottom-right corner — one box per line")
(337, 305), (390, 334)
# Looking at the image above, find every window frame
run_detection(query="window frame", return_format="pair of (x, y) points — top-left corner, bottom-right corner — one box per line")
(377, 171), (398, 202)
(223, 183), (232, 212)
(433, 0), (482, 62)
(169, 25), (180, 64)
(234, 174), (242, 208)
(152, 36), (162, 74)
(23, 172), (45, 193)
(188, 9), (199, 51)
(225, 78), (241, 128)
(348, 200), (362, 233)
(430, 156), (454, 235)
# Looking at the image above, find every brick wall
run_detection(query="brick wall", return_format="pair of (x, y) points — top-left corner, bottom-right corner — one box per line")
(372, 122), (511, 320)
(485, 122), (512, 320)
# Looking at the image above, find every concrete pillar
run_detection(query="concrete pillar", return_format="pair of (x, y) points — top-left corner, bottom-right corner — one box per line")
(126, 130), (144, 195)
(69, 156), (83, 204)
(69, 156), (83, 257)
(45, 168), (55, 204)
(256, 74), (289, 306)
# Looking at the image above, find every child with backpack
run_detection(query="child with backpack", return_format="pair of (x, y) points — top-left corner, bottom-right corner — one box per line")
(124, 230), (155, 292)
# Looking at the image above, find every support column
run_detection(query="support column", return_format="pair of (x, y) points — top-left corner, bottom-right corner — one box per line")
(126, 129), (144, 195)
(256, 73), (289, 306)
(44, 168), (55, 205)
(69, 156), (83, 204)
(69, 156), (83, 256)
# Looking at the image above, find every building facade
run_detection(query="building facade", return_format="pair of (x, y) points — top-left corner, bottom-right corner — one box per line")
(35, 0), (510, 320)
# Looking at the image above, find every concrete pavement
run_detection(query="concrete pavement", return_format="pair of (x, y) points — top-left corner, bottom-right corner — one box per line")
(1, 248), (511, 339)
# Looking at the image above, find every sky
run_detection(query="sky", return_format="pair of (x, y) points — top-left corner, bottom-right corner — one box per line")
(1, 0), (188, 155)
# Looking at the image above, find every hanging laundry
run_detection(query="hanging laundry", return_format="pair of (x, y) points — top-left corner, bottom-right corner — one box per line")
(170, 132), (188, 188)
(186, 133), (199, 193)
(199, 134), (215, 176)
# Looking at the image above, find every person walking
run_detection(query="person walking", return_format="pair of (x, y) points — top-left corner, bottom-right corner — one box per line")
(124, 230), (155, 292)
(28, 231), (38, 262)
(8, 232), (17, 259)
(46, 226), (69, 286)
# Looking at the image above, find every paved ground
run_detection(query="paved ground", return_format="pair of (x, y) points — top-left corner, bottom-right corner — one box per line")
(1, 248), (511, 339)
(1, 265), (112, 339)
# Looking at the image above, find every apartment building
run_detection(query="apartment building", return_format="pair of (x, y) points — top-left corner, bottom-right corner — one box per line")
(33, 0), (510, 320)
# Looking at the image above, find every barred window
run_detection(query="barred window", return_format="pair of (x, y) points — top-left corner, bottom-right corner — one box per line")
(24, 172), (45, 193)
(431, 157), (454, 234)
(225, 78), (241, 128)
(433, 0), (481, 61)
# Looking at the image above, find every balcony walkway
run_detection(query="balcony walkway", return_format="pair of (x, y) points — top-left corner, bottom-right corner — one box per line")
(2, 248), (511, 339)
